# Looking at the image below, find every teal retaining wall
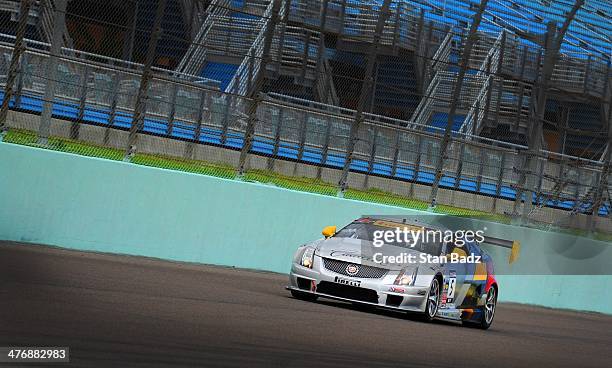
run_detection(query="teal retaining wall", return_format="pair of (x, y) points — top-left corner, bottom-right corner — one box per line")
(1, 143), (611, 314)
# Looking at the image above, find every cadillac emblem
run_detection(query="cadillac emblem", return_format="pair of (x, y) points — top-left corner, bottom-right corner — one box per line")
(345, 264), (359, 276)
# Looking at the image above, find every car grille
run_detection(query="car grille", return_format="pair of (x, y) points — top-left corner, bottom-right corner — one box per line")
(317, 282), (379, 304)
(322, 258), (388, 279)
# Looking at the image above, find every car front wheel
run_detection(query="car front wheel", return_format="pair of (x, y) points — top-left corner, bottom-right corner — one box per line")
(422, 278), (440, 322)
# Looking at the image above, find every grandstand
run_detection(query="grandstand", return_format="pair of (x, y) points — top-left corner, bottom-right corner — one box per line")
(0, 0), (609, 231)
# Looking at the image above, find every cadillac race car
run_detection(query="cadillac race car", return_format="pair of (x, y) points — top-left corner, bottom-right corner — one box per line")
(287, 216), (520, 329)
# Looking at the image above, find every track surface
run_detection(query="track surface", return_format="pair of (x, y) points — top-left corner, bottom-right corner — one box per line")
(1, 242), (612, 368)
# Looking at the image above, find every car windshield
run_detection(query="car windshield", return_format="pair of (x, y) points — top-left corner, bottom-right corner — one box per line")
(334, 221), (443, 256)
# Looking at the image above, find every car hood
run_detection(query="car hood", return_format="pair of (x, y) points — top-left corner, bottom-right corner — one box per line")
(314, 237), (423, 271)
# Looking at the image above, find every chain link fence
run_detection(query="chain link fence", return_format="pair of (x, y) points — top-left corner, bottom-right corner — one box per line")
(0, 0), (609, 236)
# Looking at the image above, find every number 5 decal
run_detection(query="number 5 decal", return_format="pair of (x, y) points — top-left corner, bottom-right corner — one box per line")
(447, 277), (456, 300)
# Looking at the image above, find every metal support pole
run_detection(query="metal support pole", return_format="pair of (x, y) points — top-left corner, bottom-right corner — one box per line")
(124, 0), (167, 159)
(583, 55), (592, 93)
(194, 91), (207, 143)
(221, 89), (232, 145)
(323, 63), (333, 103)
(316, 116), (332, 179)
(275, 0), (291, 75)
(104, 72), (121, 145)
(236, 0), (282, 176)
(0, 0), (31, 137)
(72, 64), (89, 139)
(314, 0), (329, 75)
(300, 32), (312, 83)
(410, 136), (424, 198)
(339, 0), (347, 35)
(185, 89), (207, 159)
(414, 9), (425, 93)
(493, 79), (503, 127)
(267, 107), (283, 171)
(482, 57), (493, 128)
(247, 49), (254, 97)
(453, 144), (465, 189)
(122, 0), (139, 62)
(518, 50), (549, 219)
(415, 8), (424, 48)
(390, 131), (401, 177)
(476, 148), (486, 192)
(367, 127), (378, 174)
(516, 0), (584, 221)
(559, 106), (569, 155)
(428, 0), (490, 206)
(391, 2), (401, 50)
(421, 20), (433, 93)
(14, 53), (26, 108)
(188, 0), (197, 40)
(370, 62), (379, 113)
(337, 0), (392, 193)
(297, 111), (307, 161)
(492, 32), (507, 127)
(497, 30), (507, 74)
(589, 90), (612, 230)
(37, 0), (67, 145)
(492, 152), (506, 211)
(513, 45), (528, 131)
(166, 82), (178, 136)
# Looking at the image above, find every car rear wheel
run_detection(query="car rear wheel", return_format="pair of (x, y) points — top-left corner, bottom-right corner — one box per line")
(478, 287), (497, 329)
(422, 278), (440, 322)
(463, 287), (497, 330)
(290, 289), (318, 302)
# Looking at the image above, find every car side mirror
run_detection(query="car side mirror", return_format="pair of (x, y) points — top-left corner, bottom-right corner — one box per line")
(322, 225), (336, 238)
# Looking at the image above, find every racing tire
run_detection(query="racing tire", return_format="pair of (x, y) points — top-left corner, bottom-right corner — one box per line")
(290, 289), (318, 302)
(477, 286), (497, 330)
(421, 278), (441, 322)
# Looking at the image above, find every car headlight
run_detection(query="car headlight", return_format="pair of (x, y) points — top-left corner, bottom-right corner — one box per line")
(300, 247), (315, 268)
(394, 267), (418, 286)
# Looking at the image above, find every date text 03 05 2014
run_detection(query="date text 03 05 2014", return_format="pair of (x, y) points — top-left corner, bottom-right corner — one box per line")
(0, 347), (70, 363)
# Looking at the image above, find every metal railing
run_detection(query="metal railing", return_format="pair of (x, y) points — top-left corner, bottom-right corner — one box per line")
(0, 33), (221, 87)
(171, 0), (612, 101)
(270, 25), (320, 80)
(0, 0), (74, 49)
(204, 15), (262, 58)
(224, 0), (276, 96)
(409, 28), (455, 128)
(175, 0), (233, 77)
(38, 0), (73, 49)
(0, 38), (608, 221)
(422, 28), (453, 87)
(179, 0), (207, 40)
(258, 94), (605, 210)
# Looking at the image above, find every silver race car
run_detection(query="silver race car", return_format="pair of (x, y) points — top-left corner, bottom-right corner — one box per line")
(287, 216), (519, 329)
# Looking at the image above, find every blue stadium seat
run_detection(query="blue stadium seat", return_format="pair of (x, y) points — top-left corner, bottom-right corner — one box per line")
(200, 63), (239, 91)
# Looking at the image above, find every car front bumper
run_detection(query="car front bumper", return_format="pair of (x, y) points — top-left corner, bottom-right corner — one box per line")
(288, 256), (429, 313)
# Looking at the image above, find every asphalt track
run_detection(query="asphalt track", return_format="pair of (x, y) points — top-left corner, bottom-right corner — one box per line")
(1, 242), (612, 368)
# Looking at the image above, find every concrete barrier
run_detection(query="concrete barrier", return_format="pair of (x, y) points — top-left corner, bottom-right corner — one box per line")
(1, 143), (611, 314)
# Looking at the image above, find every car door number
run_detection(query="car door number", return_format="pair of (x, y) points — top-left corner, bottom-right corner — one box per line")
(447, 277), (456, 302)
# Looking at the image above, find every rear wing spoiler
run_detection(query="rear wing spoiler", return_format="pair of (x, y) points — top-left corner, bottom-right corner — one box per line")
(482, 236), (520, 264)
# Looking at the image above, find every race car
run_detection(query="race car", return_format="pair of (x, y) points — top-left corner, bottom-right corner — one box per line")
(287, 216), (520, 329)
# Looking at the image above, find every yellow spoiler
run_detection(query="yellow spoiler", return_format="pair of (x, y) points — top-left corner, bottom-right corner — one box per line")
(482, 236), (521, 264)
